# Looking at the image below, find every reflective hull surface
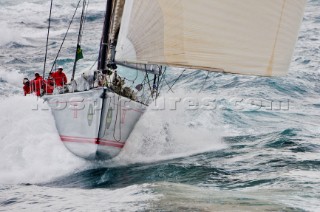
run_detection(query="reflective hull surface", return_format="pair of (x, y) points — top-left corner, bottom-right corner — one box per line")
(44, 88), (146, 160)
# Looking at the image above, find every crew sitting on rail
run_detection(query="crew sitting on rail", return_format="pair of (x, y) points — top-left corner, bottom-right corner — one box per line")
(52, 66), (67, 87)
(122, 86), (137, 101)
(109, 70), (137, 101)
(23, 78), (31, 96)
(94, 71), (104, 87)
(111, 70), (124, 94)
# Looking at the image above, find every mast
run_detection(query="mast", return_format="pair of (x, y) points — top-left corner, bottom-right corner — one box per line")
(98, 0), (113, 71)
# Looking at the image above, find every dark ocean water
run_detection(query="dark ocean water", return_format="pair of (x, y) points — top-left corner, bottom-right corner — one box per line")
(0, 0), (320, 211)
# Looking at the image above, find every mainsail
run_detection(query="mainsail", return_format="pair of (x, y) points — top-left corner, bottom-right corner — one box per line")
(115, 0), (307, 76)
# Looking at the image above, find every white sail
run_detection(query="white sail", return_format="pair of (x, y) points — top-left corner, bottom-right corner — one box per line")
(115, 0), (307, 76)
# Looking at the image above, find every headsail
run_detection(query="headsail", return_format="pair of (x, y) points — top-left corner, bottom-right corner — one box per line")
(115, 0), (307, 76)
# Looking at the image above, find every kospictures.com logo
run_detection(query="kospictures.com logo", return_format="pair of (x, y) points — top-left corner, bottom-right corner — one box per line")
(31, 96), (291, 113)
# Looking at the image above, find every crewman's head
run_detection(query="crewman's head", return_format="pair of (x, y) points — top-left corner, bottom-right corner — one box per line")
(35, 73), (40, 77)
(58, 66), (63, 73)
(23, 78), (29, 85)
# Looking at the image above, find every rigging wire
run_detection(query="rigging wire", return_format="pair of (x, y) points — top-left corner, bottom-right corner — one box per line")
(199, 71), (210, 93)
(123, 67), (139, 83)
(81, 0), (89, 44)
(89, 58), (98, 71)
(49, 0), (82, 73)
(134, 72), (148, 101)
(145, 68), (153, 93)
(72, 0), (88, 81)
(166, 69), (186, 93)
(158, 67), (167, 92)
(42, 0), (53, 78)
(144, 68), (157, 103)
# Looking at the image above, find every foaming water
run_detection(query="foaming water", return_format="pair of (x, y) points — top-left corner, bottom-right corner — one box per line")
(1, 70), (26, 88)
(0, 184), (157, 211)
(113, 90), (227, 165)
(0, 22), (21, 46)
(0, 96), (87, 184)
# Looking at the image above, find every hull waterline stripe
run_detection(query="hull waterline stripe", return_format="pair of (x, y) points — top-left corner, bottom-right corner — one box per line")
(60, 136), (124, 148)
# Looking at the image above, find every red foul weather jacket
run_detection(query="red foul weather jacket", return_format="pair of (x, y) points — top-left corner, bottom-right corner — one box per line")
(31, 76), (43, 96)
(52, 71), (67, 87)
(23, 84), (30, 96)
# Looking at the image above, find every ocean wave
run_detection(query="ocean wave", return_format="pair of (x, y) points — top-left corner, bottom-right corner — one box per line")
(0, 96), (88, 185)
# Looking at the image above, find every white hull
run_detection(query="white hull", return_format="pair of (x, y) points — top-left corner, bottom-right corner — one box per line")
(44, 88), (146, 160)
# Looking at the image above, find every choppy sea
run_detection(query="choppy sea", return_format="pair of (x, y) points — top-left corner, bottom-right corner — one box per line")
(0, 0), (320, 211)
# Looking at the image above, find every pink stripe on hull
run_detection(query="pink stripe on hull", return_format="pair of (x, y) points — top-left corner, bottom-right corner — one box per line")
(60, 135), (124, 149)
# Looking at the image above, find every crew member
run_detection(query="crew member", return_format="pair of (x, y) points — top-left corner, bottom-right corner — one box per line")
(52, 66), (67, 87)
(43, 73), (54, 94)
(23, 78), (31, 96)
(31, 73), (43, 96)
